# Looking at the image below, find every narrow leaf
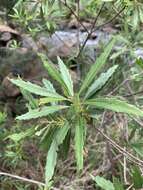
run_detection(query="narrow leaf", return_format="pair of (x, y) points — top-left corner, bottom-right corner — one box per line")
(85, 65), (118, 99)
(45, 122), (69, 185)
(75, 117), (86, 171)
(85, 97), (143, 117)
(39, 54), (68, 95)
(94, 176), (115, 190)
(42, 79), (56, 93)
(79, 38), (116, 94)
(20, 88), (38, 109)
(10, 78), (66, 100)
(58, 57), (74, 96)
(7, 128), (34, 142)
(16, 105), (68, 120)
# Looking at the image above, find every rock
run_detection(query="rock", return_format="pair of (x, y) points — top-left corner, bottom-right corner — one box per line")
(2, 73), (20, 98)
(38, 32), (77, 59)
(21, 35), (38, 51)
(0, 25), (20, 47)
(0, 47), (46, 99)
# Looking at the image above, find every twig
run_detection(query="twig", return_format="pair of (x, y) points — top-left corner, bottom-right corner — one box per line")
(123, 147), (128, 184)
(59, 0), (89, 34)
(93, 6), (126, 32)
(95, 127), (143, 167)
(108, 78), (130, 95)
(126, 184), (133, 190)
(0, 171), (45, 187)
(76, 0), (81, 77)
(123, 90), (143, 97)
(77, 3), (105, 57)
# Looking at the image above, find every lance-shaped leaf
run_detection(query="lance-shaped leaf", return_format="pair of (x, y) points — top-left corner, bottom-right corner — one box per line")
(39, 54), (69, 96)
(92, 175), (115, 190)
(85, 97), (143, 117)
(42, 79), (56, 93)
(85, 65), (118, 99)
(7, 127), (34, 142)
(75, 116), (86, 171)
(16, 105), (68, 120)
(79, 38), (116, 94)
(58, 57), (74, 96)
(45, 122), (69, 186)
(10, 78), (66, 101)
(20, 88), (38, 109)
(42, 79), (64, 105)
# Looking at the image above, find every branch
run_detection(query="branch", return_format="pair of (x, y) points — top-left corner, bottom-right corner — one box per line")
(59, 0), (89, 34)
(0, 171), (45, 187)
(93, 6), (126, 31)
(123, 90), (143, 97)
(77, 3), (105, 58)
(95, 127), (143, 167)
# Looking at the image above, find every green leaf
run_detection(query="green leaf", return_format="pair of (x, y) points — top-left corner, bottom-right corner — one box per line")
(40, 126), (58, 151)
(16, 105), (68, 120)
(10, 78), (66, 101)
(132, 7), (139, 30)
(58, 57), (74, 96)
(139, 6), (143, 23)
(75, 117), (86, 171)
(42, 79), (56, 93)
(113, 177), (124, 190)
(131, 140), (143, 157)
(59, 129), (71, 160)
(93, 175), (115, 190)
(42, 79), (58, 105)
(20, 88), (38, 109)
(7, 128), (34, 142)
(85, 65), (118, 99)
(45, 122), (69, 186)
(79, 38), (116, 94)
(85, 97), (143, 117)
(39, 97), (68, 105)
(39, 54), (68, 95)
(136, 58), (143, 69)
(131, 166), (143, 189)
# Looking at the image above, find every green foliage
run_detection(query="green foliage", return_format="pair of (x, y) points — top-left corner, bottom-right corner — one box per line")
(10, 39), (143, 188)
(7, 127), (34, 143)
(92, 175), (124, 190)
(79, 38), (116, 94)
(45, 122), (69, 187)
(131, 140), (143, 157)
(92, 175), (115, 190)
(0, 111), (7, 124)
(1, 1), (143, 189)
(75, 116), (86, 171)
(84, 65), (118, 99)
(131, 166), (143, 189)
(85, 97), (143, 117)
(16, 106), (68, 120)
